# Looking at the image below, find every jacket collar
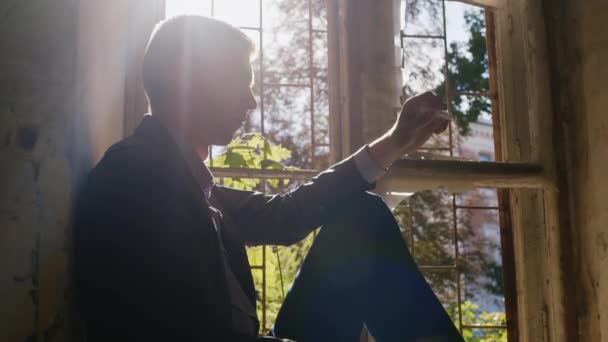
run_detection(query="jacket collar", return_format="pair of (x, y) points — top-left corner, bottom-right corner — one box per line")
(135, 114), (215, 198)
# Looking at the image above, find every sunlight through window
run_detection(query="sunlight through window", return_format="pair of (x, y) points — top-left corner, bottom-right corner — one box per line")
(166, 0), (261, 28)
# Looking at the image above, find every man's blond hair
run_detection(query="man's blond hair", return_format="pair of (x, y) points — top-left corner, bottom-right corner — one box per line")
(142, 15), (255, 109)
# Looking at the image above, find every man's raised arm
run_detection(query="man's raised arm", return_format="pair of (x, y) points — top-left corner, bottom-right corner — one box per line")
(213, 91), (449, 246)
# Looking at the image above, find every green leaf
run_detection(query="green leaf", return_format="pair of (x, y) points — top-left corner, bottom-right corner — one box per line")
(225, 152), (248, 168)
(260, 159), (286, 170)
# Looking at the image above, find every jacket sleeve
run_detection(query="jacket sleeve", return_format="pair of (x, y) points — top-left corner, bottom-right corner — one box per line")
(212, 154), (376, 246)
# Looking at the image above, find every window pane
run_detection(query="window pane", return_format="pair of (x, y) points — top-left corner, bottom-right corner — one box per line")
(262, 0), (310, 85)
(247, 245), (265, 267)
(165, 0), (212, 16)
(456, 188), (498, 208)
(452, 95), (492, 138)
(313, 77), (329, 147)
(401, 38), (446, 97)
(214, 0), (261, 27)
(313, 32), (329, 148)
(457, 209), (506, 325)
(445, 3), (489, 94)
(394, 190), (456, 267)
(263, 86), (312, 168)
(311, 0), (328, 31)
(462, 328), (508, 342)
(313, 145), (330, 170)
(402, 0), (445, 36)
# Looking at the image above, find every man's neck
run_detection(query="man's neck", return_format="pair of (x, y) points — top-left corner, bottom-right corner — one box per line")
(151, 109), (210, 161)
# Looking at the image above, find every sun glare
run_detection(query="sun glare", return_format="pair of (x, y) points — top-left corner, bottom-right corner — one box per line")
(166, 0), (261, 28)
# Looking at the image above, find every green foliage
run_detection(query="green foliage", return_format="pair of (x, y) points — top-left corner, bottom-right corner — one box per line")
(247, 236), (316, 333)
(435, 8), (491, 135)
(208, 133), (315, 332)
(208, 133), (297, 190)
(446, 301), (507, 342)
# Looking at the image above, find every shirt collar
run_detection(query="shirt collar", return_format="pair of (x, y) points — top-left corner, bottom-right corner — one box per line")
(143, 114), (215, 198)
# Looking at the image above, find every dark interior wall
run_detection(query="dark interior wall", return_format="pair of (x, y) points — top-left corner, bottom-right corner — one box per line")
(0, 1), (133, 340)
(0, 1), (78, 340)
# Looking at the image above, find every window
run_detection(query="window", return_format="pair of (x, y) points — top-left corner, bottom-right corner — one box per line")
(390, 0), (515, 340)
(478, 152), (492, 162)
(161, 1), (528, 339)
(165, 0), (329, 332)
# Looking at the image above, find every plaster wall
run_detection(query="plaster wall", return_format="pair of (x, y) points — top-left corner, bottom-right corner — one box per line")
(0, 1), (132, 340)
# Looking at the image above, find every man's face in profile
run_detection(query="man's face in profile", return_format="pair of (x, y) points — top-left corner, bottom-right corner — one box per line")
(187, 55), (257, 147)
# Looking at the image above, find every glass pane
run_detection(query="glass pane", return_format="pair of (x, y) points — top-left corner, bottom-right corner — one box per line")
(165, 0), (212, 17)
(247, 245), (265, 266)
(313, 78), (329, 147)
(313, 145), (330, 170)
(262, 0), (310, 85)
(313, 32), (329, 147)
(457, 209), (505, 325)
(311, 0), (328, 31)
(214, 0), (261, 27)
(456, 188), (498, 208)
(313, 31), (328, 79)
(406, 190), (456, 266)
(263, 86), (312, 168)
(271, 178), (306, 193)
(208, 145), (226, 165)
(445, 3), (489, 93)
(403, 0), (445, 36)
(452, 95), (492, 138)
(401, 38), (446, 98)
(462, 328), (508, 342)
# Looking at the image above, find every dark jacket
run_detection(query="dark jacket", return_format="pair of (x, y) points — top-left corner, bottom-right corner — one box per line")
(73, 116), (374, 341)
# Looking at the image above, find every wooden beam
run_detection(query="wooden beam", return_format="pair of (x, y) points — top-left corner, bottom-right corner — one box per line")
(210, 168), (317, 180)
(380, 159), (553, 193)
(211, 159), (554, 192)
(450, 0), (503, 9)
(486, 10), (519, 342)
(494, 0), (574, 340)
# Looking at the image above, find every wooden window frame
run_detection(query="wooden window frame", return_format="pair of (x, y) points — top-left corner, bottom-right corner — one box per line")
(326, 0), (573, 341)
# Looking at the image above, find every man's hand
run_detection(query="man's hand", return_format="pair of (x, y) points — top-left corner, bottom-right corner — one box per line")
(368, 91), (450, 169)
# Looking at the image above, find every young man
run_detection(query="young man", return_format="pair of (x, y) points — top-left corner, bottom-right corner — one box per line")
(74, 15), (463, 342)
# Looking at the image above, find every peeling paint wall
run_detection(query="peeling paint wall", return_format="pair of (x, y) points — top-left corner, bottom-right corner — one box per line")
(0, 1), (78, 340)
(0, 1), (137, 340)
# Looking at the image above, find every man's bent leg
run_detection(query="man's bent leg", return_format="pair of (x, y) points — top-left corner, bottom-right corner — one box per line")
(272, 192), (463, 342)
